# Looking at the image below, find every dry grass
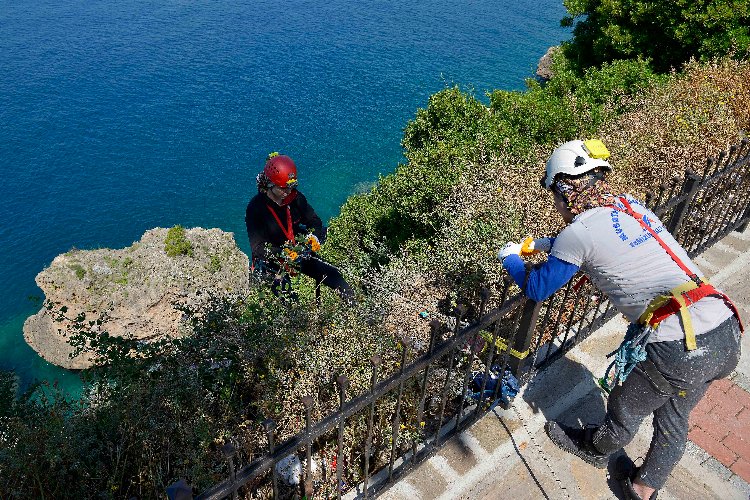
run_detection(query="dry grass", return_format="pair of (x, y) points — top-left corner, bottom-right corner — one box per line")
(601, 58), (750, 197)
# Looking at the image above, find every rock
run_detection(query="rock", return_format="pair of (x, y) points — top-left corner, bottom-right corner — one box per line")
(536, 46), (560, 82)
(23, 227), (250, 369)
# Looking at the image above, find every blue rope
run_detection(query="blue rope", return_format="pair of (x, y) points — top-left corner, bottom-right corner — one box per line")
(599, 323), (651, 393)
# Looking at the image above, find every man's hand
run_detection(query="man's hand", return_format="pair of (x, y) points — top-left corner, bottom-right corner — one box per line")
(498, 241), (524, 261)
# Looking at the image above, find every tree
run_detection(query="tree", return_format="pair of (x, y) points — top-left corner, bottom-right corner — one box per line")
(562, 0), (750, 72)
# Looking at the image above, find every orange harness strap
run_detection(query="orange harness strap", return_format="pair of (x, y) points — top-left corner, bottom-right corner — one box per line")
(648, 282), (718, 326)
(267, 204), (295, 242)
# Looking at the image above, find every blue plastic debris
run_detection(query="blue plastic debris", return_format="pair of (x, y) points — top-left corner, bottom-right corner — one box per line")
(418, 311), (430, 319)
(468, 365), (519, 408)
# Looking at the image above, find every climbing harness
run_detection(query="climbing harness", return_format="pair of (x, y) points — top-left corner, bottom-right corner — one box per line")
(256, 208), (324, 301)
(267, 204), (296, 242)
(596, 196), (744, 392)
(609, 196), (743, 350)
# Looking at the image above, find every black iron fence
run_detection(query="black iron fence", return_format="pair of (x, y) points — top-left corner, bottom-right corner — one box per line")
(174, 138), (750, 500)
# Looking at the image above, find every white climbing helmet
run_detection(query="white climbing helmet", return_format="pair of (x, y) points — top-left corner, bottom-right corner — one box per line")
(540, 139), (612, 190)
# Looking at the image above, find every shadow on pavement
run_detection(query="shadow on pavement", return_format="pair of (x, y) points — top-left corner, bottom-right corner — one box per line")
(519, 353), (634, 498)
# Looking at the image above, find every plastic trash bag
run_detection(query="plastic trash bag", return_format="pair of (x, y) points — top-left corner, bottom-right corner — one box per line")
(468, 365), (519, 407)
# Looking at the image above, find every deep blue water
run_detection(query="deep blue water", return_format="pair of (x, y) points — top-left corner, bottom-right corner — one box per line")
(0, 0), (570, 391)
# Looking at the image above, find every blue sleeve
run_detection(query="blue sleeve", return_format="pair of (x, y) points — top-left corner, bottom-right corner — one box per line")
(502, 255), (527, 288)
(503, 255), (580, 302)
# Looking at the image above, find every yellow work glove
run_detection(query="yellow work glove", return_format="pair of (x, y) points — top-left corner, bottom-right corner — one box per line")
(306, 234), (321, 252)
(520, 237), (554, 256)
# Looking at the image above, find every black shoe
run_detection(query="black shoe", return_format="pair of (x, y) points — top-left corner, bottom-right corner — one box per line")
(615, 455), (658, 500)
(544, 421), (609, 469)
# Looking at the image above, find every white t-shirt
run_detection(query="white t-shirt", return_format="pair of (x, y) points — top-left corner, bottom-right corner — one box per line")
(550, 195), (733, 343)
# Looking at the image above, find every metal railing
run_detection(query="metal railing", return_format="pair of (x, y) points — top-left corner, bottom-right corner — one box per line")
(173, 138), (750, 499)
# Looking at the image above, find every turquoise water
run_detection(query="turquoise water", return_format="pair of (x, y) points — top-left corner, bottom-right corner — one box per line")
(0, 0), (570, 390)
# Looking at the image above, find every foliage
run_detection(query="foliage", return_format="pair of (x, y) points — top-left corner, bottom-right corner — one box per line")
(164, 225), (194, 257)
(324, 88), (499, 270)
(273, 232), (321, 274)
(207, 254), (222, 273)
(324, 56), (661, 272)
(596, 58), (750, 197)
(1, 277), (398, 497)
(562, 0), (750, 72)
(488, 56), (662, 151)
(69, 263), (86, 279)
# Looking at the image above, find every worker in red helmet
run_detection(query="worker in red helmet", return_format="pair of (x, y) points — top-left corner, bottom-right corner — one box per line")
(245, 152), (354, 301)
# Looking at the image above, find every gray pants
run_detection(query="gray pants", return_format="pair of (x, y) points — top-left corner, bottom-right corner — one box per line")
(592, 317), (742, 489)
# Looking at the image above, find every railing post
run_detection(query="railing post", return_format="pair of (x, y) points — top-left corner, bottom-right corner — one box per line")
(221, 442), (239, 500)
(738, 139), (750, 232)
(301, 395), (315, 499)
(478, 287), (490, 318)
(262, 419), (279, 499)
(363, 355), (381, 499)
(507, 299), (543, 378)
(667, 170), (701, 239)
(413, 320), (441, 461)
(388, 337), (409, 482)
(738, 206), (750, 233)
(336, 375), (349, 499)
(738, 160), (750, 232)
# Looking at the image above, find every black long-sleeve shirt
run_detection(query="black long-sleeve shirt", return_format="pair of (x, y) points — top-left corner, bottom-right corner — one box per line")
(245, 191), (324, 262)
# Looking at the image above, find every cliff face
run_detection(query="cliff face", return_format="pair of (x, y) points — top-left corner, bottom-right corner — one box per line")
(23, 227), (250, 369)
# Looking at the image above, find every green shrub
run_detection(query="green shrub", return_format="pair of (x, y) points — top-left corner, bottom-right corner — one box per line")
(164, 225), (194, 257)
(401, 86), (498, 154)
(207, 255), (222, 273)
(326, 56), (660, 270)
(68, 263), (86, 279)
(562, 0), (750, 72)
(1, 281), (397, 497)
(488, 55), (662, 151)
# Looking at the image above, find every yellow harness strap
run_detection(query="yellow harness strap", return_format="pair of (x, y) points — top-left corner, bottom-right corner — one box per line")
(675, 293), (698, 350)
(638, 281), (703, 351)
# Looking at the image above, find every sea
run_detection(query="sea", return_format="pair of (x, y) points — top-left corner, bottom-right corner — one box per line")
(0, 0), (570, 393)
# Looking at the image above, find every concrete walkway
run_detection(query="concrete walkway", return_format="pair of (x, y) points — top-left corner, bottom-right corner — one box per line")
(378, 226), (750, 500)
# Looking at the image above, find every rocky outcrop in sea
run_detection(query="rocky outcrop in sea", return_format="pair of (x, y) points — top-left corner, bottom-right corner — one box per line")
(23, 227), (250, 369)
(536, 46), (560, 82)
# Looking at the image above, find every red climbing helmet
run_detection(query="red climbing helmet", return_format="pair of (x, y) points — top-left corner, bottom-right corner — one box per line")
(264, 153), (298, 189)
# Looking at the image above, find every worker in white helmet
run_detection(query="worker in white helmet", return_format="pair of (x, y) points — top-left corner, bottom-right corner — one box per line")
(498, 139), (742, 500)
